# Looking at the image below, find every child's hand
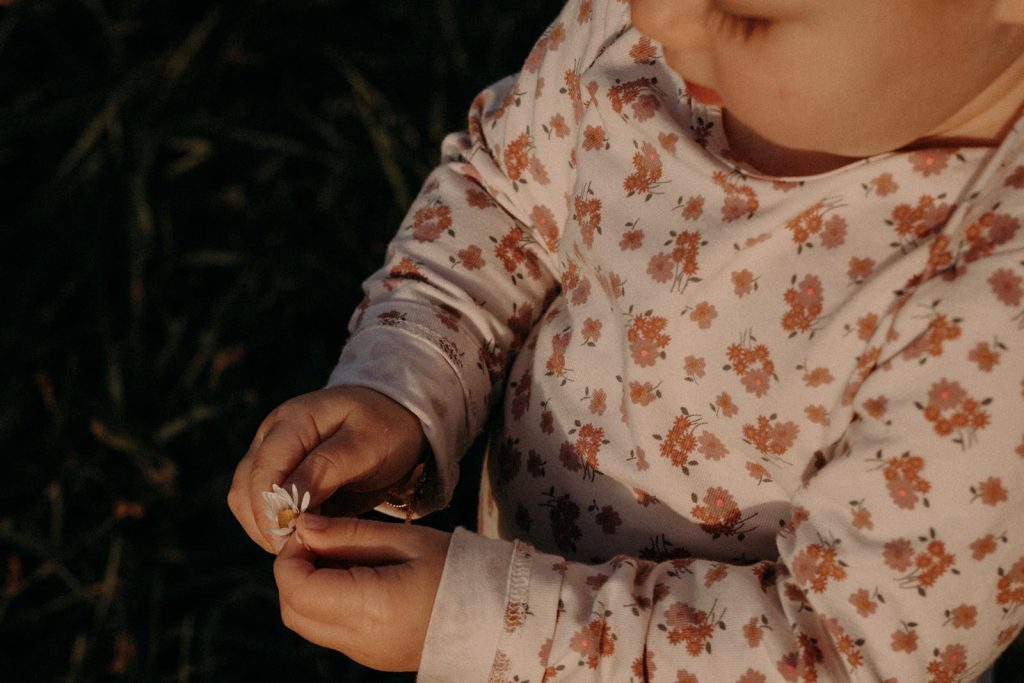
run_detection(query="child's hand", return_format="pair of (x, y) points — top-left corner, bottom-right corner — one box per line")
(274, 514), (450, 672)
(228, 385), (427, 553)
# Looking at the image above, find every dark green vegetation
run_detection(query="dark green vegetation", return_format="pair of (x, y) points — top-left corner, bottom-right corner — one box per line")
(0, 0), (556, 679)
(2, 0), (1023, 680)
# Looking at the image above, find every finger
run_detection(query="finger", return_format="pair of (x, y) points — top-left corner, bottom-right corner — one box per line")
(227, 454), (276, 553)
(279, 599), (348, 652)
(248, 421), (320, 545)
(296, 514), (421, 565)
(279, 426), (387, 511)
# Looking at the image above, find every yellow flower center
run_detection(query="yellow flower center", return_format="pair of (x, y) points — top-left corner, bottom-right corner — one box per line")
(277, 508), (298, 529)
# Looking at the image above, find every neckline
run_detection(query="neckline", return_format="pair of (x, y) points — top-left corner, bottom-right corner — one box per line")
(689, 99), (1011, 183)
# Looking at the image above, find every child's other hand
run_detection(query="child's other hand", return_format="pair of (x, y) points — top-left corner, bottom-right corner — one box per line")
(228, 385), (427, 553)
(274, 514), (450, 672)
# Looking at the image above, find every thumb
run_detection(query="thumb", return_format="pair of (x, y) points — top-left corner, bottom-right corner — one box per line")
(297, 514), (417, 566)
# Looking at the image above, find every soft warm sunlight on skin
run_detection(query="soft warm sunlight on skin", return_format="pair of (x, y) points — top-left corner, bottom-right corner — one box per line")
(630, 0), (1024, 175)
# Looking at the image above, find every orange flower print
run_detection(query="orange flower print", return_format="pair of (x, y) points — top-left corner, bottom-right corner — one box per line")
(901, 312), (962, 362)
(727, 334), (776, 397)
(630, 649), (655, 680)
(850, 502), (872, 530)
(997, 556), (1024, 614)
(629, 380), (660, 406)
(862, 395), (888, 420)
(696, 430), (728, 460)
(678, 194), (704, 220)
(909, 148), (957, 176)
(878, 452), (931, 510)
(689, 301), (717, 329)
(945, 604), (977, 629)
(802, 366), (834, 387)
(776, 632), (822, 682)
(972, 476), (1008, 506)
(647, 229), (704, 292)
(888, 194), (953, 245)
(783, 198), (844, 250)
(624, 140), (666, 198)
(410, 202), (452, 242)
(743, 617), (766, 647)
(569, 619), (615, 668)
(782, 274), (825, 335)
(968, 341), (1001, 372)
(619, 227), (644, 250)
(971, 534), (999, 561)
(732, 268), (757, 296)
(822, 617), (864, 669)
(573, 422), (605, 473)
(1006, 164), (1024, 187)
(545, 329), (572, 381)
(581, 124), (607, 151)
(530, 204), (559, 252)
(465, 187), (493, 209)
(926, 643), (968, 683)
(577, 0), (592, 23)
(884, 538), (916, 572)
(627, 313), (671, 367)
(890, 627), (918, 653)
(662, 600), (722, 656)
(743, 415), (800, 457)
(988, 267), (1023, 306)
(548, 113), (570, 138)
(574, 185), (603, 247)
(714, 391), (739, 417)
(691, 486), (748, 537)
(847, 256), (875, 283)
(564, 68), (584, 122)
(683, 354), (706, 381)
(712, 170), (759, 221)
(494, 225), (528, 272)
(581, 317), (602, 345)
(658, 413), (702, 471)
(820, 215), (847, 249)
(919, 378), (990, 447)
(658, 131), (679, 154)
(629, 35), (658, 63)
(456, 244), (485, 270)
(737, 670), (768, 683)
(703, 563), (728, 588)
(895, 536), (956, 595)
(790, 540), (847, 593)
(866, 172), (899, 196)
(849, 588), (878, 617)
(504, 132), (531, 183)
(962, 210), (1020, 262)
(746, 461), (772, 484)
(607, 77), (664, 122)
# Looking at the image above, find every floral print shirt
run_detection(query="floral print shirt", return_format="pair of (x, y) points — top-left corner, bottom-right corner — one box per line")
(327, 0), (1024, 680)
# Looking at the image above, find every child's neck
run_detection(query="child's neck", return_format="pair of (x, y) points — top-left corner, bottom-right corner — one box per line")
(723, 49), (1024, 179)
(722, 112), (861, 177)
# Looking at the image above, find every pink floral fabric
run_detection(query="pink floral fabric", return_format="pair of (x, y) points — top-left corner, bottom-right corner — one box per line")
(328, 0), (1024, 680)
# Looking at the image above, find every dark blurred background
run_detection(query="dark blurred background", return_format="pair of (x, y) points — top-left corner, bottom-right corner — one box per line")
(0, 0), (557, 679)
(3, 0), (1024, 681)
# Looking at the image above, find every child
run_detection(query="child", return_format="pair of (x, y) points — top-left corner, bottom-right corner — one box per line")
(228, 0), (1024, 679)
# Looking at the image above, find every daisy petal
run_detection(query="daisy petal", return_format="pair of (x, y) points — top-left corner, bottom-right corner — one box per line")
(300, 490), (310, 513)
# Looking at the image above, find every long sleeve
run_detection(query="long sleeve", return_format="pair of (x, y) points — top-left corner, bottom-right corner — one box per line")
(421, 231), (1024, 681)
(327, 0), (633, 512)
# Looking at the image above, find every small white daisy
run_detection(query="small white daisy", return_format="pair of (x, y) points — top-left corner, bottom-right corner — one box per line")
(263, 483), (310, 542)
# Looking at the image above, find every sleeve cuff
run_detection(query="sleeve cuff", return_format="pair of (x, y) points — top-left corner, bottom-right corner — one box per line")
(326, 323), (472, 516)
(418, 528), (567, 682)
(418, 528), (516, 682)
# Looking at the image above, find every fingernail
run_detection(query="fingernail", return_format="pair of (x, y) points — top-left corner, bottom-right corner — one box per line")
(302, 513), (328, 530)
